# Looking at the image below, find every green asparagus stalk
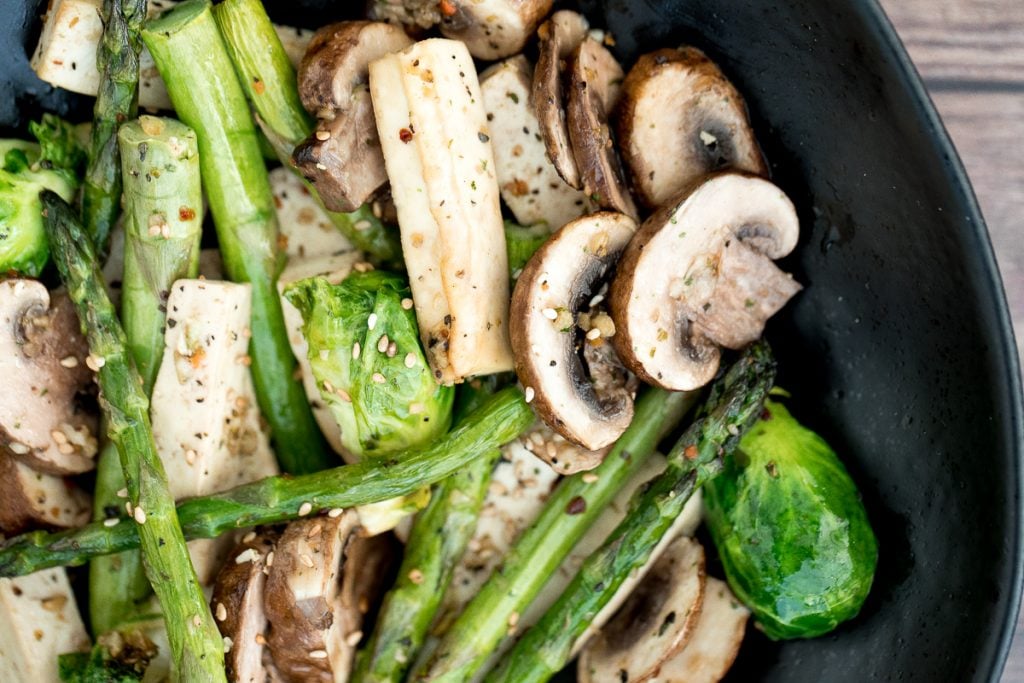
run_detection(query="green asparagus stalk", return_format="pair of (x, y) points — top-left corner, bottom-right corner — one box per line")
(82, 0), (147, 255)
(211, 0), (402, 262)
(414, 387), (696, 682)
(142, 0), (332, 474)
(40, 190), (226, 681)
(487, 342), (776, 683)
(353, 377), (506, 683)
(0, 387), (532, 577)
(89, 115), (204, 636)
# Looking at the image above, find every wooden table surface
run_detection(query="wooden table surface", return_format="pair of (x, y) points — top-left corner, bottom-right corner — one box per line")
(877, 0), (1024, 679)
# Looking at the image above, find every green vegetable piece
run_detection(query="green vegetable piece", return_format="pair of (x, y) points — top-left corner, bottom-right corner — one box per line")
(505, 220), (550, 275)
(703, 397), (878, 639)
(58, 643), (143, 682)
(286, 272), (454, 458)
(30, 114), (88, 175)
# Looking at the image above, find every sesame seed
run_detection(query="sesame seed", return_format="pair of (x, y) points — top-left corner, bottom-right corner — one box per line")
(401, 298), (414, 310)
(223, 637), (233, 653)
(408, 569), (424, 584)
(242, 531), (256, 543)
(309, 649), (328, 659)
(409, 402), (424, 415)
(148, 225), (161, 236)
(315, 129), (331, 141)
(300, 553), (315, 568)
(377, 335), (390, 353)
(59, 356), (78, 368)
(387, 342), (397, 357)
(51, 430), (68, 445)
(265, 551), (274, 567)
(307, 523), (323, 538)
(372, 373), (386, 384)
(727, 423), (740, 436)
(185, 448), (197, 465)
(524, 387), (535, 403)
(404, 352), (416, 368)
(125, 501), (133, 516)
(235, 548), (259, 564)
(85, 354), (105, 370)
(103, 518), (119, 527)
(353, 261), (374, 273)
(336, 388), (352, 402)
(298, 502), (313, 516)
(354, 219), (372, 231)
(134, 507), (147, 524)
(346, 630), (363, 647)
(586, 327), (601, 340)
(192, 614), (202, 627)
(116, 487), (128, 498)
(57, 443), (74, 455)
(215, 602), (227, 621)
(328, 507), (344, 518)
(589, 293), (605, 307)
(582, 472), (599, 483)
(367, 313), (378, 330)
(315, 162), (328, 171)
(255, 633), (267, 646)
(8, 442), (29, 455)
(541, 307), (558, 320)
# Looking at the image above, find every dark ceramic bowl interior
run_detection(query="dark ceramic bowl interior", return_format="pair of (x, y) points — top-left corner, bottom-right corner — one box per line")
(2, 0), (1023, 680)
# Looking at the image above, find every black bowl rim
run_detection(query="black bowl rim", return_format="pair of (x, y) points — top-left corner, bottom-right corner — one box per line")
(852, 0), (1024, 678)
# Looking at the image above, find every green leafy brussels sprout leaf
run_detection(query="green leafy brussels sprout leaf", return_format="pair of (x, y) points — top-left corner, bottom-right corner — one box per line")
(704, 397), (878, 640)
(285, 271), (454, 459)
(58, 641), (145, 682)
(0, 115), (86, 276)
(505, 219), (550, 275)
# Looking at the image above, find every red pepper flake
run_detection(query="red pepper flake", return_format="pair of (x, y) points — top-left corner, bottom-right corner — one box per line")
(683, 445), (698, 460)
(566, 496), (586, 515)
(439, 0), (457, 17)
(253, 78), (265, 95)
(761, 407), (773, 420)
(399, 128), (414, 143)
(179, 206), (196, 221)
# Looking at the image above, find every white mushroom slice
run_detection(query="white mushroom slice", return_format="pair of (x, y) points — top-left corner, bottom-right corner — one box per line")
(480, 56), (589, 230)
(649, 577), (749, 683)
(151, 280), (278, 500)
(270, 167), (358, 261)
(617, 47), (768, 209)
(370, 0), (442, 28)
(439, 0), (552, 61)
(370, 39), (514, 383)
(567, 38), (638, 219)
(211, 530), (279, 683)
(0, 281), (97, 475)
(611, 173), (801, 391)
(30, 0), (310, 111)
(0, 457), (91, 533)
(532, 10), (590, 188)
(578, 537), (706, 683)
(0, 569), (90, 681)
(510, 212), (636, 451)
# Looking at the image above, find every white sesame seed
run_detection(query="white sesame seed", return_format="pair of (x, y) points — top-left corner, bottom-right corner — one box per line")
(134, 507), (147, 524)
(116, 488), (128, 499)
(265, 551), (274, 567)
(524, 387), (535, 403)
(401, 298), (414, 310)
(541, 307), (558, 320)
(300, 553), (315, 568)
(372, 373), (386, 384)
(409, 402), (424, 415)
(125, 501), (133, 516)
(103, 518), (119, 527)
(354, 219), (372, 231)
(307, 523), (323, 538)
(242, 531), (256, 544)
(387, 342), (397, 357)
(589, 293), (605, 307)
(367, 313), (378, 330)
(586, 327), (601, 340)
(346, 631), (363, 647)
(353, 261), (374, 273)
(315, 162), (328, 171)
(404, 352), (416, 368)
(216, 602), (227, 621)
(298, 502), (313, 517)
(323, 379), (335, 394)
(582, 473), (599, 484)
(309, 649), (328, 659)
(85, 355), (105, 371)
(223, 636), (233, 653)
(328, 508), (344, 518)
(336, 388), (352, 403)
(185, 448), (197, 465)
(255, 633), (267, 646)
(51, 430), (68, 445)
(235, 548), (259, 564)
(315, 129), (331, 141)
(8, 442), (29, 455)
(377, 335), (390, 353)
(727, 423), (740, 436)
(60, 356), (78, 368)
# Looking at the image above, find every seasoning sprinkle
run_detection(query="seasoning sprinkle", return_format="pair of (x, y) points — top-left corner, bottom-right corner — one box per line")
(327, 508), (344, 518)
(59, 355), (79, 368)
(524, 387), (535, 403)
(404, 352), (416, 368)
(541, 307), (558, 320)
(346, 631), (363, 647)
(309, 649), (328, 659)
(103, 518), (119, 527)
(367, 313), (378, 330)
(372, 372), (386, 384)
(133, 506), (147, 524)
(242, 531), (257, 544)
(353, 342), (361, 359)
(401, 298), (414, 310)
(408, 569), (424, 584)
(300, 554), (315, 568)
(215, 602), (227, 621)
(378, 335), (390, 353)
(298, 502), (313, 517)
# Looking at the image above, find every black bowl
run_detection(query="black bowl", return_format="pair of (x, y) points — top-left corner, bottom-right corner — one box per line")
(2, 0), (1022, 680)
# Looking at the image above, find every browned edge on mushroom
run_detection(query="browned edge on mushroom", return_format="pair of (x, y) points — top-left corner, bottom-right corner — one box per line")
(439, 0), (553, 61)
(566, 36), (638, 219)
(293, 21), (413, 213)
(610, 172), (800, 391)
(509, 211), (637, 456)
(531, 9), (589, 189)
(579, 536), (706, 683)
(616, 46), (768, 210)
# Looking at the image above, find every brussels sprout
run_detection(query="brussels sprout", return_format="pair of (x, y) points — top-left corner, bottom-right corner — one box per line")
(285, 271), (454, 459)
(0, 115), (85, 276)
(703, 397), (877, 640)
(505, 219), (550, 275)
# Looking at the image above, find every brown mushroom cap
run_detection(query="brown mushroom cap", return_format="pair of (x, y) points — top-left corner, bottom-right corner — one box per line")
(510, 211), (637, 453)
(439, 0), (553, 61)
(579, 536), (706, 683)
(566, 37), (638, 219)
(0, 455), (91, 534)
(294, 21), (412, 213)
(532, 10), (589, 189)
(617, 47), (768, 210)
(211, 529), (280, 683)
(610, 172), (800, 391)
(0, 280), (97, 475)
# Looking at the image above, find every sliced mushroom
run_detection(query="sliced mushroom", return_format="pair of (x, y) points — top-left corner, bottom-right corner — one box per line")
(293, 21), (413, 213)
(369, 0), (442, 29)
(0, 568), (90, 681)
(0, 280), (97, 475)
(0, 455), (91, 533)
(511, 211), (637, 451)
(611, 173), (801, 391)
(211, 529), (280, 683)
(532, 10), (589, 188)
(567, 37), (638, 219)
(617, 47), (767, 210)
(480, 55), (589, 230)
(439, 0), (552, 61)
(579, 536), (706, 683)
(649, 577), (749, 683)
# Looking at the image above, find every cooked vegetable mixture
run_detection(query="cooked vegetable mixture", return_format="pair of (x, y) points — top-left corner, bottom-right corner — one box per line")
(0, 1), (877, 681)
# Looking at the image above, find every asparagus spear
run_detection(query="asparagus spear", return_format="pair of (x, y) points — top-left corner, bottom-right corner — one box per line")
(487, 342), (776, 683)
(211, 0), (402, 262)
(90, 115), (204, 636)
(414, 387), (696, 681)
(353, 377), (505, 683)
(0, 387), (532, 577)
(40, 190), (226, 681)
(142, 0), (331, 474)
(82, 0), (147, 255)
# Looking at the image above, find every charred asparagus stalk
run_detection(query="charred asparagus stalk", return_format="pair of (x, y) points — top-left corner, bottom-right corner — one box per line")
(487, 342), (776, 683)
(82, 0), (146, 255)
(212, 0), (401, 261)
(89, 115), (204, 636)
(353, 378), (504, 682)
(415, 387), (696, 682)
(142, 0), (331, 474)
(40, 190), (226, 681)
(0, 387), (532, 576)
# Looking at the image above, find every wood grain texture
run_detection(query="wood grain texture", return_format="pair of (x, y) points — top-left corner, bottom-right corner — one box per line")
(880, 0), (1024, 680)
